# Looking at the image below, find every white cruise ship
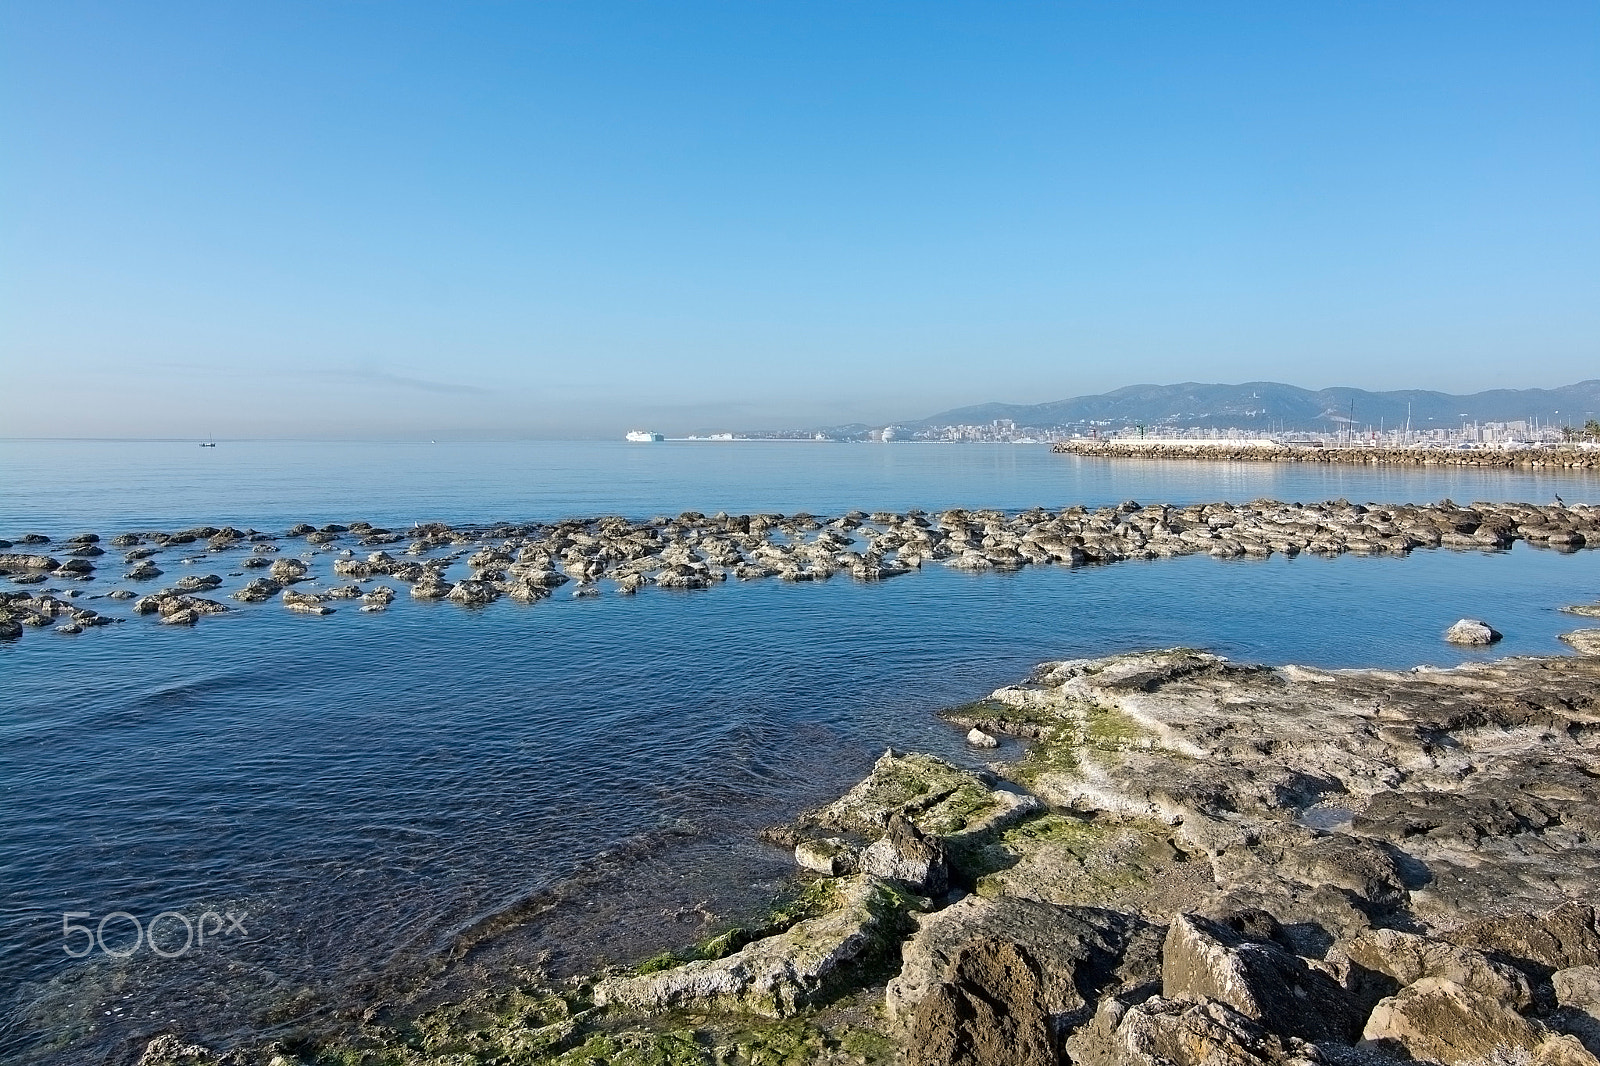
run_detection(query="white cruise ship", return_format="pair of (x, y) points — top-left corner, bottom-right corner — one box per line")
(625, 430), (664, 442)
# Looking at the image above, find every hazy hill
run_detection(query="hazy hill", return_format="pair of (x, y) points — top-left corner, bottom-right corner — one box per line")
(912, 380), (1600, 432)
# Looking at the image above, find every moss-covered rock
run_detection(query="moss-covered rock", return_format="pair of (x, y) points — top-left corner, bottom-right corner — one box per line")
(801, 752), (1000, 839)
(795, 838), (860, 876)
(596, 876), (924, 1019)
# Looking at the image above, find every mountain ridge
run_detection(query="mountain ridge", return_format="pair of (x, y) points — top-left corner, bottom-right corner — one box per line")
(903, 380), (1600, 432)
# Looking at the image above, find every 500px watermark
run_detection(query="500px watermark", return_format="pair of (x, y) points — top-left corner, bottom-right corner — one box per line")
(62, 910), (249, 958)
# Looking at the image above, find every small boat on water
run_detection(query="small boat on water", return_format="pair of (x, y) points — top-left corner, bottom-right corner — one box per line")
(625, 430), (664, 442)
(200, 441), (216, 448)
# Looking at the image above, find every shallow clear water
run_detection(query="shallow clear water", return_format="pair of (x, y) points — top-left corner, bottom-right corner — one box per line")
(2, 441), (1598, 1064)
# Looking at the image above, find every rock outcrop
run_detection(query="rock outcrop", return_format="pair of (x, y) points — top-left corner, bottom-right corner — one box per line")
(1563, 629), (1600, 655)
(1346, 927), (1532, 1008)
(1068, 994), (1322, 1066)
(886, 896), (1160, 1036)
(1160, 914), (1362, 1043)
(905, 939), (1058, 1066)
(1362, 978), (1594, 1064)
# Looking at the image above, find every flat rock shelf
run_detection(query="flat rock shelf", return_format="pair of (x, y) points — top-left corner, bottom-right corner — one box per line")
(135, 631), (1600, 1066)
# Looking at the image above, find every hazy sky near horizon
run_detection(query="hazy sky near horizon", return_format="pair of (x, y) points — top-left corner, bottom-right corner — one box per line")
(3, 2), (1598, 438)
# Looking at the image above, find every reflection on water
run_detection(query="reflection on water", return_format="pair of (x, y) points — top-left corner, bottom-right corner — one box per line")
(1296, 807), (1357, 832)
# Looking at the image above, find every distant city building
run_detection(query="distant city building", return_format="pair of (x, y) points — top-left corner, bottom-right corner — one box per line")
(728, 408), (1576, 446)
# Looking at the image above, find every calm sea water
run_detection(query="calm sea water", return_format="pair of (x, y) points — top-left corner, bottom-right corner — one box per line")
(2, 440), (1598, 1064)
(3, 439), (1597, 534)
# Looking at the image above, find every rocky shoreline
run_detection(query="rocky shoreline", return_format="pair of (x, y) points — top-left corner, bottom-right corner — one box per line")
(1054, 441), (1600, 468)
(4, 498), (1598, 644)
(132, 615), (1600, 1066)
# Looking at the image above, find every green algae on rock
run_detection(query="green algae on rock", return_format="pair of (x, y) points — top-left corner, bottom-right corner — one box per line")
(595, 875), (924, 1019)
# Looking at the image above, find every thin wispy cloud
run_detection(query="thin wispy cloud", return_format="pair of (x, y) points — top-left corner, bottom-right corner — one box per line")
(96, 361), (494, 397)
(341, 368), (493, 396)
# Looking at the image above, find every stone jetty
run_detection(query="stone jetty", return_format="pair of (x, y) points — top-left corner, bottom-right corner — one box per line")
(140, 634), (1600, 1066)
(1055, 439), (1600, 468)
(4, 498), (1598, 645)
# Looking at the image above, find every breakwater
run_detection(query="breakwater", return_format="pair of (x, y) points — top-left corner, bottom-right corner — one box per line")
(1054, 440), (1600, 468)
(4, 497), (1598, 645)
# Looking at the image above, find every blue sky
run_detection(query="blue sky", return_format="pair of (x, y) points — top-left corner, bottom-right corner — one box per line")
(3, 2), (1597, 437)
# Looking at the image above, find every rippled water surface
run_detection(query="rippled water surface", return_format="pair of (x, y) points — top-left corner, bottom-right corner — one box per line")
(2, 440), (1598, 1064)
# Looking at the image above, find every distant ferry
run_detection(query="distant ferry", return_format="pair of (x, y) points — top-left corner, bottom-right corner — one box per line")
(625, 430), (664, 442)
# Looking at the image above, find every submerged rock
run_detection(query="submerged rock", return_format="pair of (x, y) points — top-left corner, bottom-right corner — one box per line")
(411, 577), (452, 600)
(29, 501), (1600, 647)
(136, 1033), (214, 1066)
